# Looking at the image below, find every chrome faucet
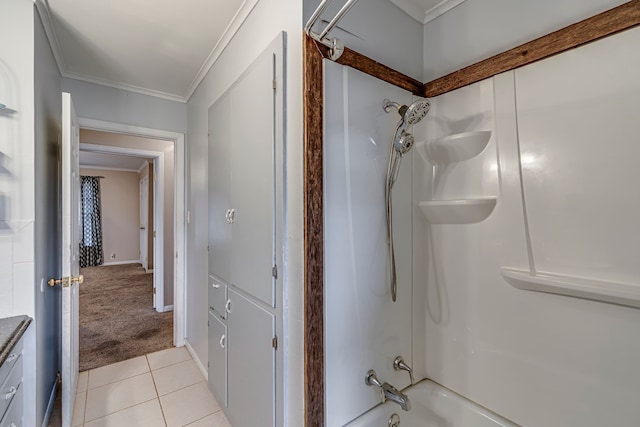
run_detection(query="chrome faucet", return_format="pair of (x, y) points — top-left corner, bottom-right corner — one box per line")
(365, 370), (411, 411)
(393, 356), (414, 385)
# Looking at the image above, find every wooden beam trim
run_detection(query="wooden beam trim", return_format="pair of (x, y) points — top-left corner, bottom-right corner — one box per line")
(303, 34), (325, 427)
(425, 0), (640, 97)
(314, 40), (425, 96)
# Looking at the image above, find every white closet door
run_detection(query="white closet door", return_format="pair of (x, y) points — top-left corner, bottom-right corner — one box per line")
(208, 93), (233, 283)
(226, 288), (275, 427)
(229, 50), (276, 306)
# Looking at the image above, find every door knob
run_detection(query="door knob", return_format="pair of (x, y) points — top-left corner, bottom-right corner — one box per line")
(48, 274), (84, 288)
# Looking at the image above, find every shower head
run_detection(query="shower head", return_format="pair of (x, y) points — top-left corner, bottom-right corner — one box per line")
(394, 130), (414, 155)
(383, 98), (431, 126)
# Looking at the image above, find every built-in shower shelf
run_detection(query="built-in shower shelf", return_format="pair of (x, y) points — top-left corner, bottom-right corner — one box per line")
(418, 197), (497, 224)
(500, 267), (640, 309)
(417, 130), (492, 164)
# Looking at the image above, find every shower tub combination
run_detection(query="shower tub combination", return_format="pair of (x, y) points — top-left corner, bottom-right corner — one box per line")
(347, 380), (519, 427)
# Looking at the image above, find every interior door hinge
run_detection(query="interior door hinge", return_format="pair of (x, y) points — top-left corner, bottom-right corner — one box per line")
(207, 245), (210, 252)
(272, 79), (277, 91)
(272, 336), (278, 350)
(153, 288), (156, 294)
(272, 265), (278, 279)
(208, 361), (210, 368)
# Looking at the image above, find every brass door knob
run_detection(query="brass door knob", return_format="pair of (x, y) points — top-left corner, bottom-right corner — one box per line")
(48, 274), (84, 287)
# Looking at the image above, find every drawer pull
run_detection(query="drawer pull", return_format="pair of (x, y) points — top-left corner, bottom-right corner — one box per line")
(5, 386), (17, 400)
(225, 299), (232, 314)
(219, 334), (226, 349)
(211, 282), (220, 289)
(6, 353), (17, 363)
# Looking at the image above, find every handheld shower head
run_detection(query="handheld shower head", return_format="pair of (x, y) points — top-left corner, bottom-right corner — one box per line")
(383, 98), (431, 127)
(394, 130), (414, 155)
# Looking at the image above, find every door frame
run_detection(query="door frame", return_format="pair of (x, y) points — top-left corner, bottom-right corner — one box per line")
(139, 175), (150, 273)
(77, 118), (186, 346)
(80, 143), (166, 311)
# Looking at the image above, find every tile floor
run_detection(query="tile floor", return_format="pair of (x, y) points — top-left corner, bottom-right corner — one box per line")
(72, 347), (231, 427)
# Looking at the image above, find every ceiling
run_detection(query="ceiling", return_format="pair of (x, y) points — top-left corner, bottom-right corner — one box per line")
(79, 151), (150, 172)
(389, 0), (468, 24)
(40, 0), (258, 102)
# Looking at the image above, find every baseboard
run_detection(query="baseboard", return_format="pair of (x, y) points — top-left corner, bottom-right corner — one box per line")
(185, 339), (208, 382)
(146, 269), (154, 273)
(102, 260), (141, 266)
(42, 372), (60, 427)
(164, 305), (174, 311)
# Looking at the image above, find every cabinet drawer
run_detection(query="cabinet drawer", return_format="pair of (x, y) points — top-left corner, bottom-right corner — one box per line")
(0, 382), (22, 427)
(208, 275), (227, 319)
(0, 339), (22, 388)
(0, 356), (22, 422)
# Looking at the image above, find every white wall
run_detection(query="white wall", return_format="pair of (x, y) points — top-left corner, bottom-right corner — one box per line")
(80, 168), (141, 264)
(186, 0), (303, 424)
(411, 26), (640, 427)
(304, 0), (424, 80)
(422, 0), (628, 81)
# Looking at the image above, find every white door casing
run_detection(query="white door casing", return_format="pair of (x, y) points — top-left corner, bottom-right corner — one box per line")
(61, 92), (80, 427)
(140, 176), (149, 272)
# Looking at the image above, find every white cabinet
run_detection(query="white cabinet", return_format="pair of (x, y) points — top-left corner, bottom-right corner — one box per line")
(208, 44), (277, 308)
(208, 312), (227, 407)
(226, 289), (276, 427)
(207, 33), (284, 427)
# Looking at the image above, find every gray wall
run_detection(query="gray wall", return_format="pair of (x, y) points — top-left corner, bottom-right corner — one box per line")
(422, 0), (628, 81)
(304, 0), (424, 80)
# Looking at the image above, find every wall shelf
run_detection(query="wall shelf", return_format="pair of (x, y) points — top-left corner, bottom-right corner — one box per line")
(417, 130), (491, 164)
(418, 197), (497, 224)
(500, 267), (640, 309)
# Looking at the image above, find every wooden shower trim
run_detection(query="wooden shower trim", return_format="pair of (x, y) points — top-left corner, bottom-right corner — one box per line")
(302, 2), (639, 425)
(425, 0), (640, 97)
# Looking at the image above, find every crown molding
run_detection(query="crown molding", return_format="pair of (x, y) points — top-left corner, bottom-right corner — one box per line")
(34, 0), (66, 75)
(390, 0), (467, 24)
(61, 70), (187, 103)
(183, 0), (260, 101)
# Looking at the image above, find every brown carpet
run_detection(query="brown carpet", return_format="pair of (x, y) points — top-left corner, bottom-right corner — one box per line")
(79, 263), (173, 372)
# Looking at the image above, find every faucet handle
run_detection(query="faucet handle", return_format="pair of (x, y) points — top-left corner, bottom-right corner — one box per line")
(365, 370), (386, 403)
(393, 356), (415, 385)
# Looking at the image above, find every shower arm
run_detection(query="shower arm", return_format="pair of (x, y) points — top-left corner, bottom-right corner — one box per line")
(304, 0), (361, 61)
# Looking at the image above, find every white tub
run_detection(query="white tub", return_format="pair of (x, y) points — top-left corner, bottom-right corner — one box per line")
(345, 380), (519, 427)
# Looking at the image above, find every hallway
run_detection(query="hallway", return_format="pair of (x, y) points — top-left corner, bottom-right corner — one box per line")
(68, 347), (229, 426)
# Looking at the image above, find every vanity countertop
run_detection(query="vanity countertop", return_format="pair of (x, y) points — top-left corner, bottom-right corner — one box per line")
(0, 315), (31, 366)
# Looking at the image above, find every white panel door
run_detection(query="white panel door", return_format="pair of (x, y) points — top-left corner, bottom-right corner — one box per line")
(208, 93), (232, 284)
(229, 51), (276, 306)
(226, 289), (275, 427)
(61, 92), (80, 427)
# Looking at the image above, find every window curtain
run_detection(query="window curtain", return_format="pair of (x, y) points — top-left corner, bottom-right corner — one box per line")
(80, 176), (104, 267)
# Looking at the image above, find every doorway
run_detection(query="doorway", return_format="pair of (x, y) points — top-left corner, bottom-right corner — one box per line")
(76, 119), (186, 370)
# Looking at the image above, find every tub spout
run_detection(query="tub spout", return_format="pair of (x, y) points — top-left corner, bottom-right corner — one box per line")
(382, 382), (411, 411)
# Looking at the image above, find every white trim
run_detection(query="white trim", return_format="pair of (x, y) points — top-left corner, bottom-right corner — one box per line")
(183, 0), (260, 101)
(34, 0), (65, 75)
(101, 260), (141, 266)
(390, 0), (468, 24)
(185, 340), (208, 382)
(79, 165), (141, 173)
(137, 161), (149, 174)
(76, 118), (186, 347)
(41, 373), (60, 427)
(62, 69), (186, 103)
(163, 305), (174, 311)
(79, 143), (164, 159)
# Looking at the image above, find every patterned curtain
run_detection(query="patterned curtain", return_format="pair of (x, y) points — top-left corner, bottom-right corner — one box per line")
(80, 176), (104, 267)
